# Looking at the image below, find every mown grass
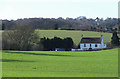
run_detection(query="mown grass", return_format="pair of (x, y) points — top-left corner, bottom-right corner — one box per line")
(2, 48), (118, 77)
(36, 30), (112, 45)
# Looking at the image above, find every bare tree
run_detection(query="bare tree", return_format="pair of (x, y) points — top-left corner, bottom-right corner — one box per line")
(2, 25), (40, 50)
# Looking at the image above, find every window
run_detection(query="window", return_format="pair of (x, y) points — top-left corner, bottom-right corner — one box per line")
(95, 44), (97, 47)
(84, 44), (86, 47)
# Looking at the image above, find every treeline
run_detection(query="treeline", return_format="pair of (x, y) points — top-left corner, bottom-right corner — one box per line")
(1, 16), (118, 32)
(2, 26), (74, 51)
(40, 37), (73, 51)
(2, 25), (120, 51)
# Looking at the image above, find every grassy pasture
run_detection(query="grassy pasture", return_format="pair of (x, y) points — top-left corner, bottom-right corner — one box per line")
(36, 30), (112, 45)
(1, 30), (112, 45)
(2, 48), (118, 77)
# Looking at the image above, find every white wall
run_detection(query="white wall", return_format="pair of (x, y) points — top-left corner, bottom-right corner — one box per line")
(72, 49), (82, 51)
(80, 43), (106, 50)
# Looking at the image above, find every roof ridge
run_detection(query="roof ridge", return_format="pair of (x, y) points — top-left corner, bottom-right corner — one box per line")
(83, 37), (100, 38)
(82, 37), (101, 38)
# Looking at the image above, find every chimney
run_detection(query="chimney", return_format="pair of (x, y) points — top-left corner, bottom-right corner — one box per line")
(101, 35), (104, 46)
(81, 35), (83, 39)
(101, 35), (103, 39)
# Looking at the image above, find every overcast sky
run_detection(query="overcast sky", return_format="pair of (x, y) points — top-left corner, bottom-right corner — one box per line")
(0, 0), (119, 20)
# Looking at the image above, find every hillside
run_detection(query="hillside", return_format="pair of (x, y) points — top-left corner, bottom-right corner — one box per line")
(36, 30), (112, 45)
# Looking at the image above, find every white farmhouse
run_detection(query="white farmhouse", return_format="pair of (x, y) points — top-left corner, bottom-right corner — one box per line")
(80, 35), (106, 50)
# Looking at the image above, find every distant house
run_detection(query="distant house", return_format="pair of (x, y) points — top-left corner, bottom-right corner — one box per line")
(72, 35), (106, 51)
(80, 35), (106, 50)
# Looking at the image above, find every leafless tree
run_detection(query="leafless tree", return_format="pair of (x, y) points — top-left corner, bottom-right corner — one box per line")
(2, 25), (41, 50)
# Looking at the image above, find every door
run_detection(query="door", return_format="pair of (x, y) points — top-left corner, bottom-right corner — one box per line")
(89, 44), (92, 50)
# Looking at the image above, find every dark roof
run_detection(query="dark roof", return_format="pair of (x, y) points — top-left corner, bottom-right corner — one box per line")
(80, 37), (101, 43)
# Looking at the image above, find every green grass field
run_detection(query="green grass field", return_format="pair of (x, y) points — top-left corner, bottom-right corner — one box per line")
(1, 30), (112, 45)
(36, 30), (112, 45)
(2, 48), (118, 77)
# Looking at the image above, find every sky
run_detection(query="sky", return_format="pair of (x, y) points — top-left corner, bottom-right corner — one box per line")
(0, 0), (119, 20)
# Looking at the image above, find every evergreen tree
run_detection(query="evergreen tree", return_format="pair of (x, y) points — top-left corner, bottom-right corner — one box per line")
(54, 23), (58, 30)
(111, 31), (119, 46)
